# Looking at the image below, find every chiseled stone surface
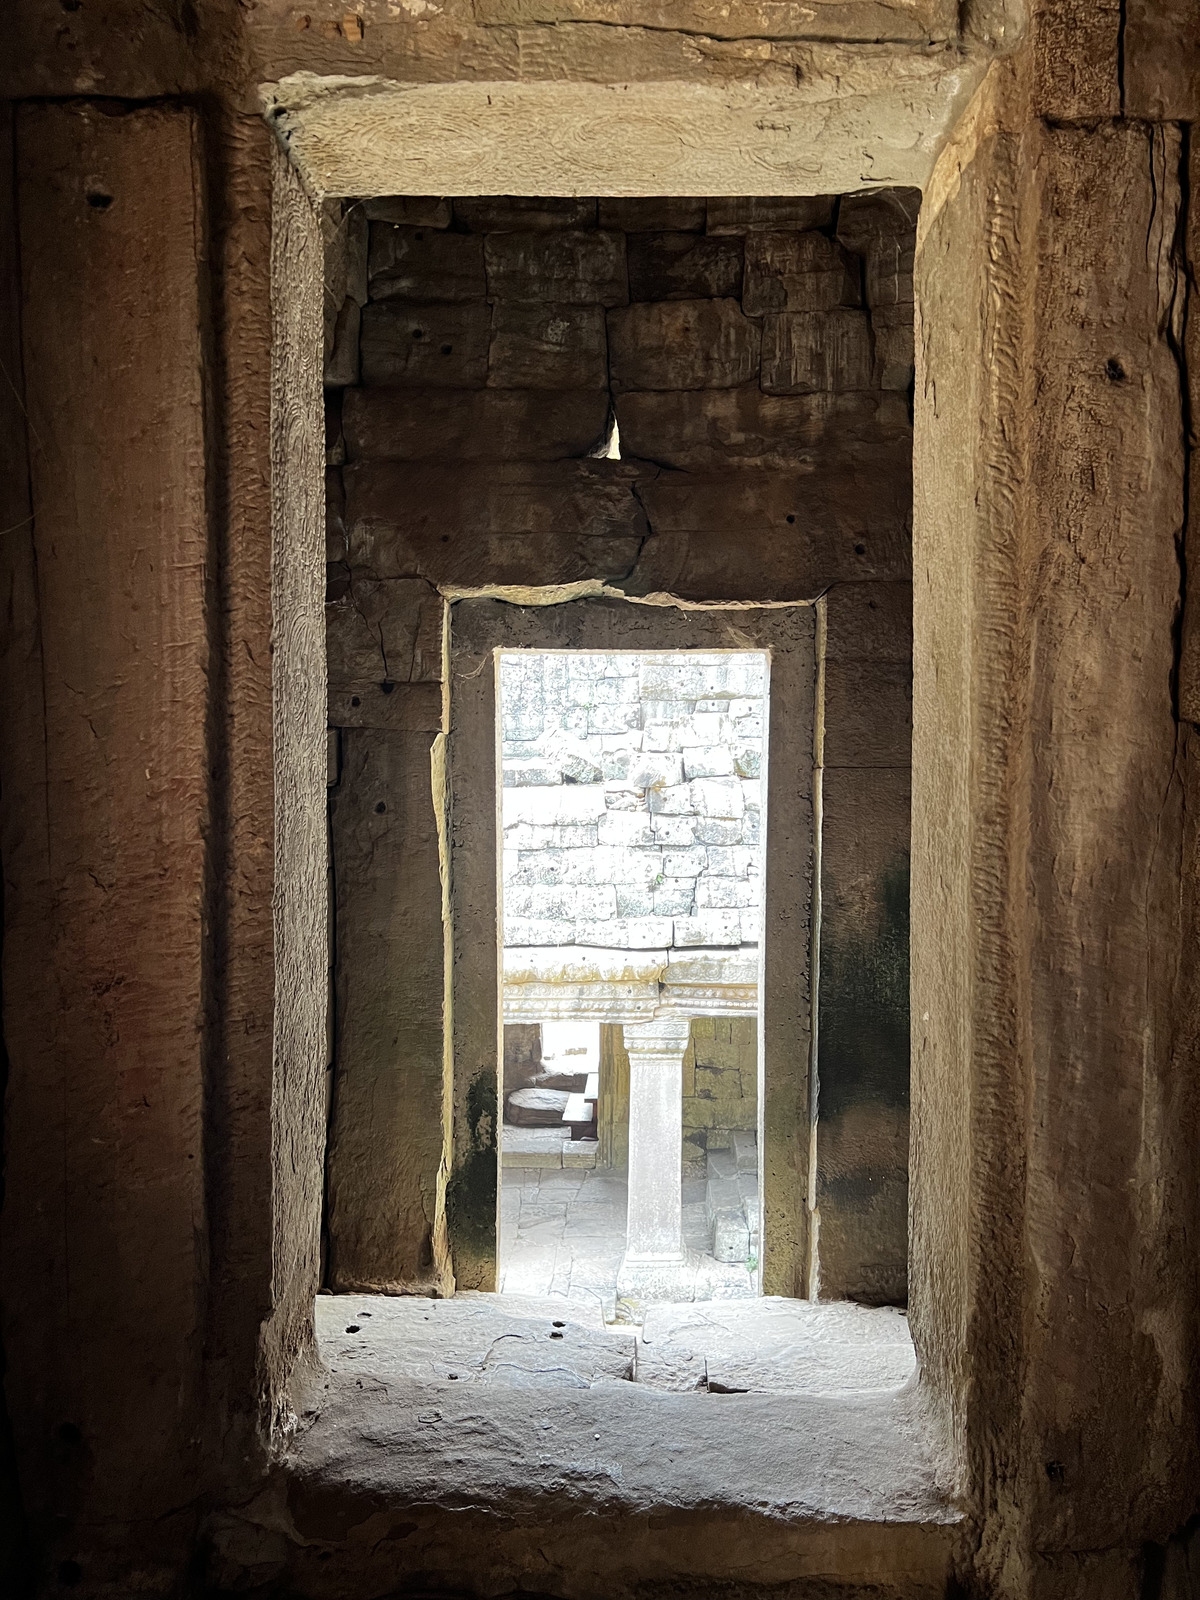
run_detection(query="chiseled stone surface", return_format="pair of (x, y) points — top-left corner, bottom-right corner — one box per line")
(608, 297), (762, 391)
(359, 300), (491, 387)
(626, 232), (743, 301)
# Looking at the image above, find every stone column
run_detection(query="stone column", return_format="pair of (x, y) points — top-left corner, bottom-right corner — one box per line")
(616, 1016), (694, 1302)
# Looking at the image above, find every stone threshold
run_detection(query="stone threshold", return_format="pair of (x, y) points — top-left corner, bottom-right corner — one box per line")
(264, 1294), (960, 1598)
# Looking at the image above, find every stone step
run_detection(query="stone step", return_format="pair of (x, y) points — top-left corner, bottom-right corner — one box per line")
(506, 1085), (570, 1126)
(731, 1128), (758, 1174)
(705, 1173), (751, 1264)
(562, 1092), (591, 1123)
(706, 1146), (737, 1181)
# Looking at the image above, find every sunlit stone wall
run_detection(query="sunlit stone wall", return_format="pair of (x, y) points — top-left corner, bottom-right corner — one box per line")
(500, 650), (765, 952)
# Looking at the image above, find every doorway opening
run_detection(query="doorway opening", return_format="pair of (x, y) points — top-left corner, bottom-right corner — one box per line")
(497, 647), (767, 1319)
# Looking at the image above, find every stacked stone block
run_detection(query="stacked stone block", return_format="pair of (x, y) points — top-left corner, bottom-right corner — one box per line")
(323, 189), (916, 662)
(682, 1019), (758, 1179)
(323, 192), (915, 1305)
(500, 651), (764, 951)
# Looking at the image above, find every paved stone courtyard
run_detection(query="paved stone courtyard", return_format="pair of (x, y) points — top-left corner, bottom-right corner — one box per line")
(500, 1164), (757, 1317)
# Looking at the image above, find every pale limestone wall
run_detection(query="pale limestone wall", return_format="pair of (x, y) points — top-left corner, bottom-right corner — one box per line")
(500, 650), (764, 951)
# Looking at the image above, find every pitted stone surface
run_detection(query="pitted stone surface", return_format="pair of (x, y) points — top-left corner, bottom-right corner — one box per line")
(316, 1291), (636, 1389)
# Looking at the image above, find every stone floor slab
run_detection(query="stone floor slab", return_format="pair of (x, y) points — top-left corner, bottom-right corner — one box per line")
(637, 1297), (915, 1394)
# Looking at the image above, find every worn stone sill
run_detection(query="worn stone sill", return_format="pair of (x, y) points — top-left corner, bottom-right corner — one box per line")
(272, 1295), (960, 1597)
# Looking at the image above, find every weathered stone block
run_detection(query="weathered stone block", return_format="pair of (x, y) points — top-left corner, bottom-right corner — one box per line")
(871, 304), (915, 389)
(761, 309), (873, 394)
(326, 576), (443, 689)
(608, 299), (760, 391)
(732, 743), (760, 778)
(675, 910), (743, 947)
(707, 197), (836, 233)
(711, 1206), (751, 1264)
(504, 785), (608, 826)
(504, 917), (576, 946)
(369, 223), (486, 302)
(646, 882), (690, 917)
(575, 917), (674, 949)
(595, 813), (654, 853)
(695, 877), (756, 909)
(360, 302), (491, 387)
(506, 1086), (571, 1127)
(488, 303), (608, 389)
(504, 823), (599, 850)
(663, 846), (708, 878)
(343, 388), (610, 462)
(506, 884), (616, 920)
(504, 758), (564, 787)
(691, 818), (745, 846)
(324, 201), (368, 386)
(345, 460), (651, 586)
(823, 581), (913, 664)
(683, 745), (735, 779)
(691, 777), (746, 819)
(651, 815), (697, 846)
(626, 750), (683, 789)
(835, 188), (918, 247)
(623, 458), (912, 597)
(615, 389), (909, 472)
(586, 704), (641, 735)
(365, 197), (452, 228)
(626, 232), (743, 301)
(640, 654), (764, 700)
(642, 698), (696, 724)
(599, 199), (706, 232)
(706, 846), (756, 877)
(328, 681), (442, 732)
(485, 230), (628, 305)
(648, 782), (694, 814)
(823, 659), (912, 768)
(820, 766), (911, 933)
(616, 888), (656, 917)
(326, 468), (347, 562)
(743, 230), (862, 316)
(325, 201), (369, 306)
(456, 197), (598, 232)
(865, 241), (915, 308)
(325, 298), (361, 388)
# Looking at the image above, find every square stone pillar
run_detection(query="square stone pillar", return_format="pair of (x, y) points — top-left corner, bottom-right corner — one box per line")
(617, 1016), (695, 1303)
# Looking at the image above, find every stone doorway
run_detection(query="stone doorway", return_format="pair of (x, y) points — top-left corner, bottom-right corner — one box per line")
(445, 597), (814, 1299)
(497, 648), (767, 1316)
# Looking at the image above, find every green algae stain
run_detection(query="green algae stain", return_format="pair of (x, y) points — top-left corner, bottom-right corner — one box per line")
(446, 1070), (498, 1268)
(817, 853), (910, 1121)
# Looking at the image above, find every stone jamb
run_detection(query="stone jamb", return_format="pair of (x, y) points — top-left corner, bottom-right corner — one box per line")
(445, 594), (816, 1296)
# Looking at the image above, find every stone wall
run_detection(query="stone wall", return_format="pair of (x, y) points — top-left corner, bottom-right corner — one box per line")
(7, 7), (1200, 1599)
(500, 649), (764, 952)
(683, 1018), (757, 1176)
(323, 190), (915, 1305)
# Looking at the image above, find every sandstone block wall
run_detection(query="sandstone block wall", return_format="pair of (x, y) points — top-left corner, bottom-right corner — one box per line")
(500, 649), (764, 951)
(323, 191), (914, 1306)
(683, 1018), (758, 1176)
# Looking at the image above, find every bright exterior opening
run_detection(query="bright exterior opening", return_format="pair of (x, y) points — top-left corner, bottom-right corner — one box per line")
(497, 648), (768, 1319)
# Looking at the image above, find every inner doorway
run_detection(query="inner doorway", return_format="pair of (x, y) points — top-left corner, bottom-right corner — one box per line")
(496, 648), (767, 1318)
